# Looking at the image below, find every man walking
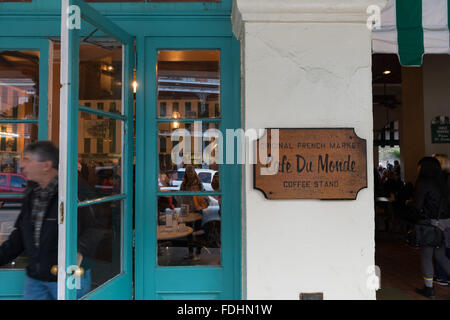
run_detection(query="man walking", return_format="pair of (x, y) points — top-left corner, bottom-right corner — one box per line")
(0, 141), (96, 299)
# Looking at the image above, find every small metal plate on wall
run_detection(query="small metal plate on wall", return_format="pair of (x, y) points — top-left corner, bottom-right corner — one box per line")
(300, 292), (324, 300)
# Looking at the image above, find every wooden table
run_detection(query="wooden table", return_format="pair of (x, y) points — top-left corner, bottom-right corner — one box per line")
(159, 212), (203, 224)
(157, 225), (193, 240)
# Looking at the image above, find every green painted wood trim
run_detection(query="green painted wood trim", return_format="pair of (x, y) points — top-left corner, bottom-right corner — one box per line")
(0, 17), (233, 38)
(156, 191), (222, 197)
(78, 106), (126, 121)
(0, 37), (50, 300)
(0, 194), (24, 199)
(0, 120), (39, 124)
(38, 39), (49, 140)
(0, 37), (49, 139)
(134, 35), (146, 300)
(63, 0), (135, 300)
(230, 35), (242, 300)
(156, 118), (221, 123)
(65, 3), (81, 299)
(0, 0), (232, 16)
(80, 273), (130, 300)
(72, 0), (133, 45)
(120, 37), (136, 300)
(0, 270), (26, 299)
(77, 194), (127, 208)
(139, 36), (241, 300)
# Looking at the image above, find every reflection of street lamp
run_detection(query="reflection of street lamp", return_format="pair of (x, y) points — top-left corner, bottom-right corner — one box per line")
(171, 111), (181, 129)
(171, 111), (180, 119)
(172, 121), (180, 129)
(132, 80), (138, 93)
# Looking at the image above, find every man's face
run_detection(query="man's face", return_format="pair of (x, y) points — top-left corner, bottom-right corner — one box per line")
(21, 152), (49, 183)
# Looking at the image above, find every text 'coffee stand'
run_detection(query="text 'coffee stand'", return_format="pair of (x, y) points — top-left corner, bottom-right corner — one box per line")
(254, 128), (367, 200)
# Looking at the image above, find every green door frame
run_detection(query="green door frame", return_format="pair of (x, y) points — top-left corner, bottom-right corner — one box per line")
(135, 36), (241, 300)
(0, 38), (49, 300)
(58, 0), (134, 300)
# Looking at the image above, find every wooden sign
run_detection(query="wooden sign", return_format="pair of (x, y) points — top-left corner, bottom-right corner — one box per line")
(254, 128), (367, 200)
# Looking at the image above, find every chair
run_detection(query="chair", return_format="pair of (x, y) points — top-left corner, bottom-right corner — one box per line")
(194, 220), (221, 253)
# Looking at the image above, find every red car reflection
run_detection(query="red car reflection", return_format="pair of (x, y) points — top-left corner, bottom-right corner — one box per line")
(0, 173), (27, 202)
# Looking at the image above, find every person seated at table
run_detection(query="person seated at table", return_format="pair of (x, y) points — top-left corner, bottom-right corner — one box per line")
(211, 172), (221, 215)
(198, 197), (221, 246)
(158, 172), (170, 188)
(179, 165), (209, 260)
(192, 173), (222, 256)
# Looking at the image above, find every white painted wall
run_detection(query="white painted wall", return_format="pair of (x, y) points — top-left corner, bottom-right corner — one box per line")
(234, 0), (383, 300)
(422, 55), (450, 157)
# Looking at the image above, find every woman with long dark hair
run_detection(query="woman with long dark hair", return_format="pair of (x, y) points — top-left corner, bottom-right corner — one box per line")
(413, 157), (450, 299)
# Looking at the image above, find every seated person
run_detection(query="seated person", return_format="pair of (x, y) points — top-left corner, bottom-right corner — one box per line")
(179, 165), (208, 260)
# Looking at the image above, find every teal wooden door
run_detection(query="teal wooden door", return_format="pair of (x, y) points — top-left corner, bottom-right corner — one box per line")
(0, 38), (49, 300)
(135, 36), (241, 300)
(58, 0), (134, 300)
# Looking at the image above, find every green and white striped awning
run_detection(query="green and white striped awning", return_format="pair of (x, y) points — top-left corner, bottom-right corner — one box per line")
(372, 0), (450, 66)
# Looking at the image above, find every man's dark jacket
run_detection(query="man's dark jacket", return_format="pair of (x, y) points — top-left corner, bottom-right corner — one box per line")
(0, 180), (106, 282)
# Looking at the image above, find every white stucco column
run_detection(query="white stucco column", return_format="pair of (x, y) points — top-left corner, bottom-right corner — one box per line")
(232, 0), (386, 300)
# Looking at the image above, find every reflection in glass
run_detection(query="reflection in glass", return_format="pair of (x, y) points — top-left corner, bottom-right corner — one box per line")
(157, 196), (221, 267)
(0, 51), (39, 120)
(158, 122), (220, 192)
(78, 112), (122, 200)
(157, 50), (220, 119)
(79, 40), (123, 114)
(77, 200), (122, 298)
(0, 198), (29, 270)
(0, 123), (38, 269)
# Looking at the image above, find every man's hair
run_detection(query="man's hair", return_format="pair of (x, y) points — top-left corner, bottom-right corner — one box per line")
(24, 141), (59, 169)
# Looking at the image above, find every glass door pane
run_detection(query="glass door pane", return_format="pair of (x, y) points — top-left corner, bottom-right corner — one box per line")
(59, 0), (133, 300)
(0, 50), (40, 271)
(156, 50), (221, 267)
(76, 38), (125, 298)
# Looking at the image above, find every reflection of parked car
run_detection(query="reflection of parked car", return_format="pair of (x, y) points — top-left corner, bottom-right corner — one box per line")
(161, 168), (217, 192)
(94, 166), (120, 195)
(0, 173), (27, 201)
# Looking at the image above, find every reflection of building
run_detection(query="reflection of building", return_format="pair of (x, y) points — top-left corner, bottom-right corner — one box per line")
(157, 62), (220, 171)
(78, 100), (122, 156)
(0, 79), (37, 119)
(0, 82), (37, 157)
(0, 51), (40, 174)
(157, 73), (220, 119)
(158, 121), (219, 172)
(158, 99), (220, 119)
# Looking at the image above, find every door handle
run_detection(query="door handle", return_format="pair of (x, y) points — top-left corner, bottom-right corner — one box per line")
(59, 201), (64, 224)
